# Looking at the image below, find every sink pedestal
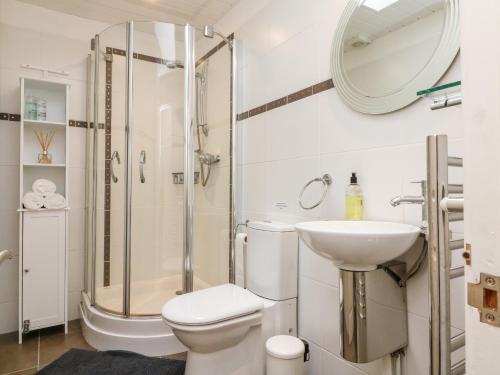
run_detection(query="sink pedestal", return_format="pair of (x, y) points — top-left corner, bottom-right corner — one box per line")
(340, 262), (408, 363)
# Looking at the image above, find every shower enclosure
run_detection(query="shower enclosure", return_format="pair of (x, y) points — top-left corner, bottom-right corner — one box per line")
(81, 21), (236, 356)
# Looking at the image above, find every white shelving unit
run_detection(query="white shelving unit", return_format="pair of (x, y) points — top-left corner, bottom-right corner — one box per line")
(18, 77), (70, 343)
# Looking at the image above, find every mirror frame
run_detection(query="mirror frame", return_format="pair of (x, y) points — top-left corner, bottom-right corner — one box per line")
(331, 0), (460, 114)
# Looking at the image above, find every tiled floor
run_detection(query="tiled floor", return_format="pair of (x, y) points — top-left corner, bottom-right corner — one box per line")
(0, 320), (187, 375)
(0, 320), (94, 375)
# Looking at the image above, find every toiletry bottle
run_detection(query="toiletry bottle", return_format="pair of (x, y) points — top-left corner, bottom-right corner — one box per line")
(345, 173), (363, 220)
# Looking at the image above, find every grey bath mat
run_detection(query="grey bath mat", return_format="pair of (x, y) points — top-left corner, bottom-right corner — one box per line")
(36, 348), (185, 375)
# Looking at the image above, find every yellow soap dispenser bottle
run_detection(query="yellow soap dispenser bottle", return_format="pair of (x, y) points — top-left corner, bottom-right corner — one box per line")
(345, 173), (363, 220)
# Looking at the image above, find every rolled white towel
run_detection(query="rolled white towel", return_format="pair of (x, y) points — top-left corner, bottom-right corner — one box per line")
(23, 192), (44, 210)
(44, 193), (67, 209)
(32, 179), (56, 198)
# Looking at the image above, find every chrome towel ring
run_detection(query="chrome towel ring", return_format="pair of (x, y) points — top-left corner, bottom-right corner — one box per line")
(299, 174), (332, 210)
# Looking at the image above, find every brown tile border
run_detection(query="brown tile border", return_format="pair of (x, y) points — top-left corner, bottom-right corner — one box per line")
(196, 33), (234, 67)
(108, 33), (234, 68)
(103, 55), (113, 287)
(1, 114), (103, 128)
(288, 86), (313, 104)
(266, 97), (287, 111)
(237, 78), (335, 121)
(313, 79), (334, 94)
(248, 104), (266, 118)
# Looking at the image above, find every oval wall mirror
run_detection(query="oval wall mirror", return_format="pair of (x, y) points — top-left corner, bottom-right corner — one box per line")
(331, 0), (460, 114)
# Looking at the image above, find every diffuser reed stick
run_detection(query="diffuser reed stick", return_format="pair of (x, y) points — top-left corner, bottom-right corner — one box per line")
(33, 129), (55, 164)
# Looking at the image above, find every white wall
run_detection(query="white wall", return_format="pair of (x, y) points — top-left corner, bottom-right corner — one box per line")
(218, 0), (466, 373)
(461, 0), (500, 373)
(0, 0), (107, 333)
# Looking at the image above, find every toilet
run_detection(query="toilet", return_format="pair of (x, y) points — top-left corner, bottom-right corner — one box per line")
(162, 221), (298, 375)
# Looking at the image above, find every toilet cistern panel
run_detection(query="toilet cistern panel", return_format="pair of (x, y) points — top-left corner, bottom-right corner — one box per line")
(246, 221), (298, 301)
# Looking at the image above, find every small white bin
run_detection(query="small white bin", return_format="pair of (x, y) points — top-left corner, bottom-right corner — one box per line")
(266, 335), (305, 375)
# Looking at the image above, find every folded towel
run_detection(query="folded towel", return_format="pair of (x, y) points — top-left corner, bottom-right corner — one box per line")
(44, 193), (67, 209)
(32, 179), (57, 198)
(23, 192), (44, 210)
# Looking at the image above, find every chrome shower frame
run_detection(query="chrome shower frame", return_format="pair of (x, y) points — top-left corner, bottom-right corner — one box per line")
(183, 24), (195, 293)
(86, 22), (238, 317)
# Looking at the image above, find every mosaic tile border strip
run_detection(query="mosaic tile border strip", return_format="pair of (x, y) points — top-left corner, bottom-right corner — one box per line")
(103, 48), (113, 287)
(106, 33), (233, 68)
(236, 78), (335, 121)
(196, 34), (234, 67)
(0, 113), (104, 128)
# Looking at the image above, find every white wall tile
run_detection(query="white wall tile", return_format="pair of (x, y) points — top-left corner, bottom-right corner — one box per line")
(0, 166), (19, 210)
(0, 210), (19, 255)
(265, 0), (319, 49)
(39, 35), (89, 82)
(304, 341), (322, 375)
(69, 208), (85, 251)
(241, 114), (270, 164)
(0, 120), (20, 166)
(298, 276), (340, 355)
(321, 349), (368, 375)
(68, 167), (86, 209)
(319, 147), (406, 222)
(68, 291), (81, 321)
(68, 127), (87, 169)
(68, 250), (84, 293)
(405, 313), (430, 375)
(299, 241), (339, 288)
(0, 255), (18, 304)
(241, 162), (270, 214)
(0, 24), (42, 70)
(268, 96), (319, 161)
(235, 0), (464, 372)
(0, 301), (18, 333)
(267, 156), (321, 217)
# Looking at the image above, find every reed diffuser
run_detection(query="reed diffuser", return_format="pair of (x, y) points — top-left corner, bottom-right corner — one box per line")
(34, 129), (55, 164)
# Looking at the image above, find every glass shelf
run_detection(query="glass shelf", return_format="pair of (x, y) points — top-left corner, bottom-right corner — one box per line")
(417, 81), (462, 110)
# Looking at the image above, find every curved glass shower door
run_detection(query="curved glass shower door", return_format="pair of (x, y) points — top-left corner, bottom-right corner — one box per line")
(87, 20), (234, 319)
(129, 22), (187, 315)
(93, 23), (127, 314)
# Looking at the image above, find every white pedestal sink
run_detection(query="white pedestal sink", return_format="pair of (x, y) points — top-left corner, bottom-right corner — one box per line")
(295, 221), (422, 271)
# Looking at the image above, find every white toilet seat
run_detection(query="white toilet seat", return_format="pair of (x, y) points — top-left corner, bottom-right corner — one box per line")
(162, 284), (266, 355)
(166, 311), (263, 333)
(162, 283), (264, 326)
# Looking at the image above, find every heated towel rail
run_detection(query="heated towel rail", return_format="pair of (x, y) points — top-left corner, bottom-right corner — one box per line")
(427, 134), (465, 375)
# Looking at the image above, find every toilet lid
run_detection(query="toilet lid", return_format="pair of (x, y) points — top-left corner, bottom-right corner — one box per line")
(162, 284), (264, 326)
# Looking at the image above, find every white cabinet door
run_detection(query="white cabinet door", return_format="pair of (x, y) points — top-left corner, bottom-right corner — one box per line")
(22, 211), (66, 330)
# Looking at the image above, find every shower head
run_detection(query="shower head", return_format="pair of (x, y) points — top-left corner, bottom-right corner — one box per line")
(203, 25), (233, 48)
(203, 25), (214, 38)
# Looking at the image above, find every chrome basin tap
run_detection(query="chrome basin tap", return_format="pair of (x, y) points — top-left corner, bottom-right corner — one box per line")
(390, 195), (425, 206)
(390, 181), (427, 224)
